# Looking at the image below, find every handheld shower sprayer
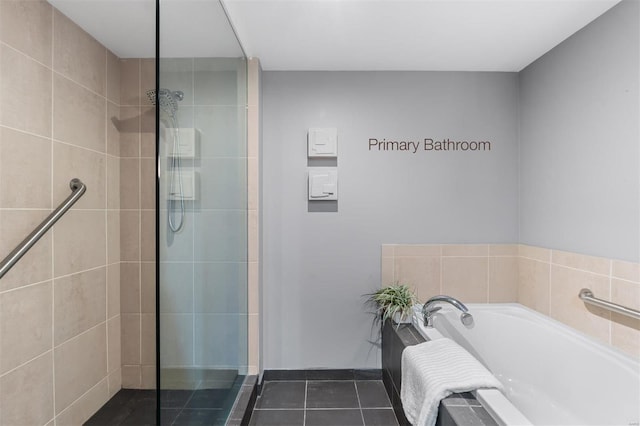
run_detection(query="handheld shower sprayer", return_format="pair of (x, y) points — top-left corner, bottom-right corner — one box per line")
(147, 88), (185, 233)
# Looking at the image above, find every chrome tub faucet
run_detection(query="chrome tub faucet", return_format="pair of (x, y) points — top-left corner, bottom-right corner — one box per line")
(422, 295), (474, 327)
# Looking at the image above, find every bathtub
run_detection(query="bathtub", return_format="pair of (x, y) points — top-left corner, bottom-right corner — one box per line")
(411, 303), (640, 426)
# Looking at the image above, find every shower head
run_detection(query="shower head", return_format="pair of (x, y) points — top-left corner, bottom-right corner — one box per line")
(146, 88), (184, 116)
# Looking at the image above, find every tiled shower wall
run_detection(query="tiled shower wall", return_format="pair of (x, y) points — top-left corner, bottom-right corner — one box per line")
(247, 57), (261, 375)
(0, 2), (122, 424)
(118, 58), (157, 389)
(119, 56), (256, 387)
(381, 244), (640, 358)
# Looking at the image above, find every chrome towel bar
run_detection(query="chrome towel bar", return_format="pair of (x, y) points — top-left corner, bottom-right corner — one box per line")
(579, 288), (640, 321)
(0, 178), (86, 280)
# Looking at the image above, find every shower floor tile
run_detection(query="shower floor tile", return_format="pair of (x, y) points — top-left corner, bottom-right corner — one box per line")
(84, 388), (235, 426)
(249, 379), (398, 426)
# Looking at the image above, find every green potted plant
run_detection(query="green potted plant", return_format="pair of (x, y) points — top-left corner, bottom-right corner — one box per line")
(367, 283), (418, 325)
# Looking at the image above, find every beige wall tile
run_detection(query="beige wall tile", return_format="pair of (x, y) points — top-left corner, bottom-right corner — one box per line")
(394, 257), (440, 301)
(106, 50), (121, 105)
(140, 59), (155, 107)
(381, 257), (394, 287)
(141, 366), (156, 390)
(121, 365), (141, 389)
(54, 324), (107, 414)
(141, 262), (156, 314)
(140, 314), (156, 365)
(0, 0), (52, 66)
(120, 59), (140, 106)
(140, 159), (155, 210)
(107, 316), (121, 373)
(611, 279), (640, 358)
(141, 106), (155, 135)
(519, 244), (551, 262)
(248, 313), (259, 372)
(53, 210), (106, 277)
(248, 262), (259, 314)
(549, 265), (610, 345)
(108, 369), (122, 397)
(247, 58), (260, 107)
(442, 257), (488, 302)
(107, 155), (121, 210)
(140, 107), (155, 159)
(140, 210), (155, 262)
(442, 244), (487, 257)
(120, 158), (140, 210)
(488, 257), (518, 302)
(120, 262), (140, 314)
(107, 211), (121, 265)
(247, 105), (259, 158)
(53, 10), (105, 96)
(119, 106), (140, 157)
(248, 157), (258, 210)
(381, 245), (394, 257)
(395, 245), (440, 257)
(0, 351), (53, 426)
(611, 279), (640, 311)
(107, 102), (120, 157)
(55, 379), (108, 426)
(0, 210), (52, 291)
(248, 210), (258, 262)
(140, 126), (156, 159)
(159, 314), (193, 366)
(54, 268), (107, 345)
(612, 260), (640, 283)
(0, 44), (52, 137)
(489, 244), (518, 256)
(53, 142), (106, 210)
(551, 250), (610, 276)
(107, 263), (120, 319)
(0, 127), (51, 208)
(53, 75), (106, 152)
(121, 314), (141, 365)
(0, 281), (52, 374)
(120, 210), (140, 262)
(518, 257), (550, 314)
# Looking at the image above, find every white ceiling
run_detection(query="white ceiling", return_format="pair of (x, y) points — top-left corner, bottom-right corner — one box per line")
(48, 0), (245, 58)
(49, 0), (621, 71)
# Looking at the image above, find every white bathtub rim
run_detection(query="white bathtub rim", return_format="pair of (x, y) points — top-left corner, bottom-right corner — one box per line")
(413, 302), (638, 370)
(411, 302), (640, 426)
(474, 389), (533, 426)
(410, 304), (533, 426)
(463, 303), (637, 371)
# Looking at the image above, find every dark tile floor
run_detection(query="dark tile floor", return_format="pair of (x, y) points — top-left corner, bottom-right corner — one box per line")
(250, 380), (399, 426)
(84, 387), (238, 426)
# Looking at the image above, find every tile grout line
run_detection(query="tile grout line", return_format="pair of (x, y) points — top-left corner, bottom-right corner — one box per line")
(50, 9), (57, 423)
(104, 46), (110, 398)
(303, 380), (308, 426)
(353, 380), (366, 426)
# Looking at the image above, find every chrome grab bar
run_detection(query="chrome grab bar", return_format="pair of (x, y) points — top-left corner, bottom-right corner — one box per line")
(579, 288), (640, 321)
(0, 178), (86, 280)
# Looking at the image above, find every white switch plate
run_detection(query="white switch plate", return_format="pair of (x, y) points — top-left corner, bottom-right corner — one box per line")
(308, 128), (338, 158)
(308, 167), (338, 201)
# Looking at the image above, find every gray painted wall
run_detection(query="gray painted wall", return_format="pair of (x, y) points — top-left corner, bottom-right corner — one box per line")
(262, 72), (519, 369)
(519, 0), (639, 262)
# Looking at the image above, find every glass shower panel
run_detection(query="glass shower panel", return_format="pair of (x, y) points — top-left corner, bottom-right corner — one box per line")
(158, 1), (247, 423)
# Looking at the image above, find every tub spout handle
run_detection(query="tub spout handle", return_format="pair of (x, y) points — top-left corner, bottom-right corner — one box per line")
(423, 306), (441, 327)
(422, 295), (471, 328)
(461, 312), (474, 327)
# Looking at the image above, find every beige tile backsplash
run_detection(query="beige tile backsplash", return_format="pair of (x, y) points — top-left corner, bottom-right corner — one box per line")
(382, 243), (640, 358)
(0, 2), (122, 423)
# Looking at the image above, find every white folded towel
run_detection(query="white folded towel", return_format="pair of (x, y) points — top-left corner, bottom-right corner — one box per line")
(400, 338), (503, 426)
